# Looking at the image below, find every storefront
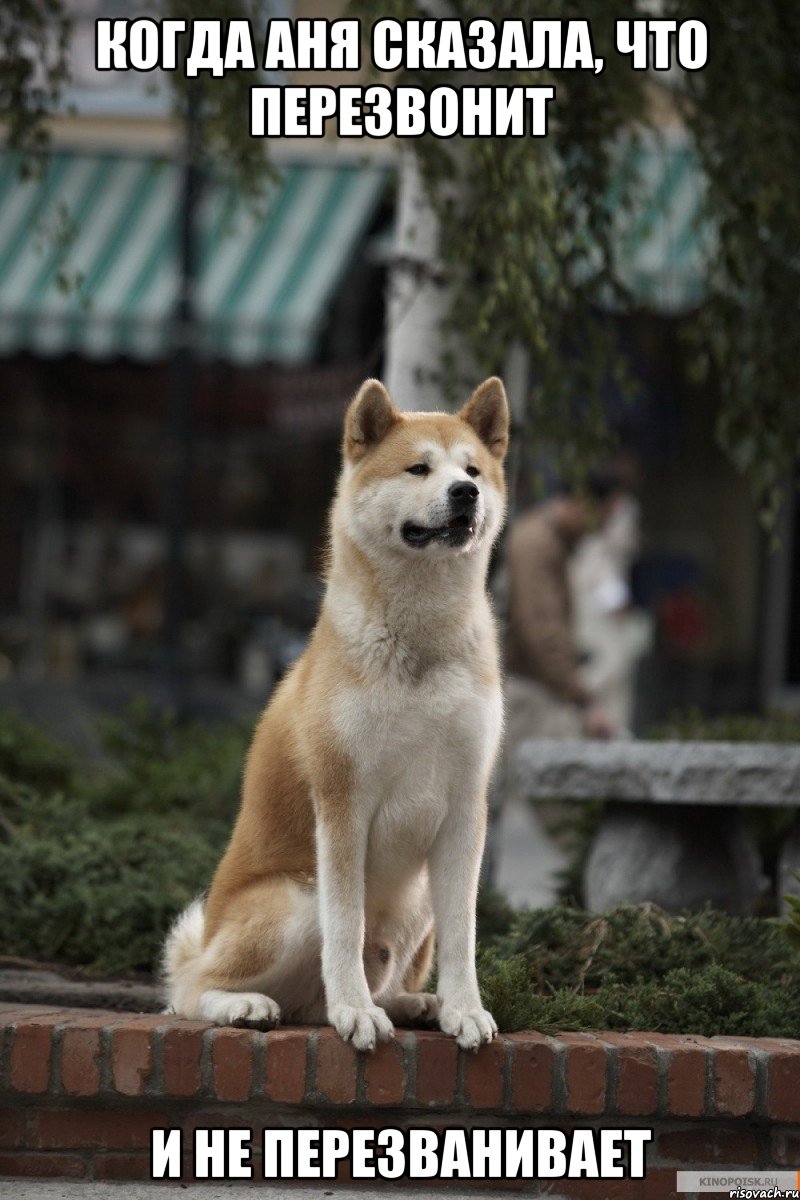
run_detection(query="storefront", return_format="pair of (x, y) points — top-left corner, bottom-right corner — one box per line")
(0, 149), (391, 684)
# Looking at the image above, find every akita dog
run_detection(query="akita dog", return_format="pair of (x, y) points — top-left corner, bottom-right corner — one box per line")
(163, 376), (509, 1051)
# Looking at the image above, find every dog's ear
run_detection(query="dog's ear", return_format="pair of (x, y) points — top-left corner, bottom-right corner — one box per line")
(459, 377), (509, 460)
(344, 379), (400, 462)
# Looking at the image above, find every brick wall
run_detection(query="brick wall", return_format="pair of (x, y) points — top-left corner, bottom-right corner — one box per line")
(1, 1003), (799, 1195)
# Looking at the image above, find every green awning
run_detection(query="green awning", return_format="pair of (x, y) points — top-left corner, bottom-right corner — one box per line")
(0, 152), (388, 363)
(610, 132), (712, 313)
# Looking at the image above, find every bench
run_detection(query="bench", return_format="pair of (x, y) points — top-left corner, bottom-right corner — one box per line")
(515, 739), (800, 914)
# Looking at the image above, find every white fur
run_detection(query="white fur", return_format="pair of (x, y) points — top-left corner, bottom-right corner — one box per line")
(315, 431), (504, 1049)
(161, 897), (204, 993)
(199, 989), (280, 1027)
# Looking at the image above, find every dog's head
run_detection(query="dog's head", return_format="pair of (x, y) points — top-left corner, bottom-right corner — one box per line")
(336, 377), (509, 562)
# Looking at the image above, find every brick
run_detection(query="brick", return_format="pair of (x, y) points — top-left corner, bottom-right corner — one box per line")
(769, 1047), (800, 1122)
(0, 1107), (25, 1148)
(211, 1027), (254, 1102)
(618, 1049), (658, 1116)
(712, 1047), (755, 1117)
(363, 1035), (407, 1105)
(633, 1032), (705, 1113)
(562, 1033), (606, 1116)
(415, 1032), (458, 1106)
(314, 1029), (358, 1104)
(642, 1167), (681, 1200)
(544, 1178), (643, 1200)
(601, 1034), (658, 1116)
(10, 1016), (63, 1093)
(508, 1033), (555, 1114)
(662, 1040), (708, 1118)
(2, 1006), (143, 1032)
(162, 1022), (207, 1097)
(0, 1152), (86, 1178)
(93, 1152), (152, 1180)
(770, 1127), (800, 1166)
(711, 1035), (774, 1051)
(657, 1126), (758, 1166)
(0, 1006), (64, 1024)
(30, 1108), (166, 1151)
(181, 1111), (268, 1137)
(60, 1026), (102, 1097)
(743, 1036), (800, 1052)
(59, 1009), (123, 1029)
(463, 1036), (506, 1110)
(111, 1025), (155, 1096)
(264, 1029), (308, 1103)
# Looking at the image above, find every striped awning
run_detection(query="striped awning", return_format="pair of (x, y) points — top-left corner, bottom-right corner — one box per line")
(0, 152), (388, 363)
(610, 132), (712, 313)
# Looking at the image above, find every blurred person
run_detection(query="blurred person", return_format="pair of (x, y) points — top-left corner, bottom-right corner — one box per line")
(503, 468), (627, 743)
(570, 490), (653, 732)
(488, 469), (629, 908)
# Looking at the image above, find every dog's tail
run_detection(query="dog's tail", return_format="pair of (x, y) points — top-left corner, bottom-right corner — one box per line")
(161, 898), (206, 1014)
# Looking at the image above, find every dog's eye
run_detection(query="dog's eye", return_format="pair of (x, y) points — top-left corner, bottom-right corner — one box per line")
(466, 465), (480, 478)
(406, 463), (430, 476)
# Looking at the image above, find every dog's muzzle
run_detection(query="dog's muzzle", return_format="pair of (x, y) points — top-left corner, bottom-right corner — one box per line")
(401, 482), (480, 548)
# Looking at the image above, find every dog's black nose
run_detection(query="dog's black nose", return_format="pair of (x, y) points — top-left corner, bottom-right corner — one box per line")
(448, 480), (479, 508)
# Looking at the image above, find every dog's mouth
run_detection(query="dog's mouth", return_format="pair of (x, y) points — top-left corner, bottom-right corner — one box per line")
(401, 513), (477, 548)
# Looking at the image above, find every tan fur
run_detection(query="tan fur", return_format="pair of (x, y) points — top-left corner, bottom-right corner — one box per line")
(163, 377), (509, 1050)
(404, 928), (436, 993)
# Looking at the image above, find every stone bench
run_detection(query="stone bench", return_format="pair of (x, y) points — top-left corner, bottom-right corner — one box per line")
(516, 740), (800, 914)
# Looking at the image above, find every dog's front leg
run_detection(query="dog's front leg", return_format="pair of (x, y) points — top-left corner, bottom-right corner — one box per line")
(428, 795), (497, 1050)
(316, 809), (394, 1052)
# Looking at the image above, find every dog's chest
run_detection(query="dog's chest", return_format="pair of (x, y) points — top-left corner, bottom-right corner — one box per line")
(332, 660), (501, 878)
(335, 659), (495, 777)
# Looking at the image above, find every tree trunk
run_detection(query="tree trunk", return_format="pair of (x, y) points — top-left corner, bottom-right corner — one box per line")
(383, 151), (453, 412)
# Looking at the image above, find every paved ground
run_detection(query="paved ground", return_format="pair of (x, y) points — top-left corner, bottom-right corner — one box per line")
(0, 1183), (567, 1199)
(493, 796), (567, 909)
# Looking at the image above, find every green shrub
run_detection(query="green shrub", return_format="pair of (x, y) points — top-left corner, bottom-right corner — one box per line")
(0, 701), (246, 975)
(475, 903), (800, 1037)
(0, 814), (226, 974)
(0, 707), (74, 791)
(648, 707), (800, 743)
(478, 959), (800, 1040)
(89, 697), (248, 820)
(494, 903), (795, 989)
(2, 704), (800, 1038)
(785, 874), (800, 953)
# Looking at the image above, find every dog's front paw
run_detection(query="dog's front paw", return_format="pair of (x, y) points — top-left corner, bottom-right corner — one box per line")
(384, 992), (440, 1025)
(329, 1003), (394, 1051)
(438, 1002), (497, 1050)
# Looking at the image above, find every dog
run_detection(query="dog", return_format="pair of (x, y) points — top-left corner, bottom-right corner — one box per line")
(163, 376), (509, 1051)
